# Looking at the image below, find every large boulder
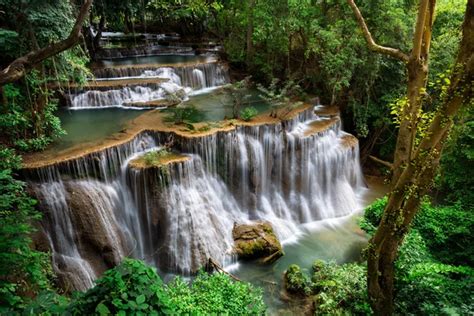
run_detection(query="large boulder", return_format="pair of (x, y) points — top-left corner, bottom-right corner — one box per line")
(232, 221), (284, 264)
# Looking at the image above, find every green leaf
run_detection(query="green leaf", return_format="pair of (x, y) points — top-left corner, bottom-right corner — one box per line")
(136, 294), (146, 305)
(96, 303), (110, 315)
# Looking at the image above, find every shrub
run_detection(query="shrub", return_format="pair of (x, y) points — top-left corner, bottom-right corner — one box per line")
(311, 261), (371, 315)
(359, 196), (387, 235)
(284, 264), (311, 296)
(68, 258), (174, 315)
(143, 149), (171, 166)
(362, 198), (473, 266)
(167, 272), (265, 315)
(239, 106), (258, 121)
(165, 105), (202, 124)
(359, 198), (474, 314)
(68, 259), (265, 315)
(396, 262), (474, 315)
(0, 147), (52, 313)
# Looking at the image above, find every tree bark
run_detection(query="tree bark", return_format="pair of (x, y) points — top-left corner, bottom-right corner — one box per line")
(0, 0), (93, 86)
(366, 1), (473, 314)
(392, 0), (436, 184)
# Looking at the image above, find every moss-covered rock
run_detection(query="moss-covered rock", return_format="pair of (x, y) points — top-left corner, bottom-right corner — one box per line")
(232, 221), (283, 264)
(128, 149), (189, 169)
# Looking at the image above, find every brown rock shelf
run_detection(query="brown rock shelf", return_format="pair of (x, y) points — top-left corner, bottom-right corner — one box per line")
(303, 117), (340, 137)
(21, 103), (314, 170)
(340, 134), (358, 148)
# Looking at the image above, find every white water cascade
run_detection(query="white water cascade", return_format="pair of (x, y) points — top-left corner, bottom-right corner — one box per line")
(68, 62), (229, 109)
(26, 107), (365, 290)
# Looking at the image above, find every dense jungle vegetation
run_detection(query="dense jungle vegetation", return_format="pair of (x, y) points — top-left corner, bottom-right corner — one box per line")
(0, 0), (472, 314)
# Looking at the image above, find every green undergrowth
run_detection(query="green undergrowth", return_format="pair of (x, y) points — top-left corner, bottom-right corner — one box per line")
(284, 260), (370, 315)
(0, 147), (54, 312)
(362, 198), (474, 314)
(16, 259), (266, 315)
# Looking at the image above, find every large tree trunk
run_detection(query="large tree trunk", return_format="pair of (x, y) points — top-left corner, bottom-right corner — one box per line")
(392, 0), (435, 184)
(367, 1), (473, 313)
(0, 0), (93, 86)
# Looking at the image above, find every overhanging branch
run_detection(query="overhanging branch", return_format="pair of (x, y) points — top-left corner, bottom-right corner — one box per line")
(0, 0), (93, 86)
(369, 155), (393, 169)
(347, 0), (410, 63)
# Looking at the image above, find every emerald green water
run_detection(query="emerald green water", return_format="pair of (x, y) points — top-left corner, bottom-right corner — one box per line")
(163, 88), (270, 123)
(52, 89), (269, 151)
(52, 108), (145, 150)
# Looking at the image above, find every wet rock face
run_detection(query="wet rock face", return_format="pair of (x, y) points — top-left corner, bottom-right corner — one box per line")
(64, 181), (127, 273)
(232, 221), (284, 264)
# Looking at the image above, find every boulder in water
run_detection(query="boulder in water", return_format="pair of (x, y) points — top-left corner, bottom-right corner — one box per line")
(232, 221), (283, 264)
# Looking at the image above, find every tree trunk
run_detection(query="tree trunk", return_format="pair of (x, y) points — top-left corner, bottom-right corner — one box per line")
(391, 0), (435, 184)
(392, 58), (428, 182)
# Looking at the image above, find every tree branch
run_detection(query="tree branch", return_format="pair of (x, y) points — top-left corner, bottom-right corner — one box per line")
(346, 0), (410, 62)
(412, 0), (430, 60)
(0, 0), (93, 86)
(369, 155), (393, 169)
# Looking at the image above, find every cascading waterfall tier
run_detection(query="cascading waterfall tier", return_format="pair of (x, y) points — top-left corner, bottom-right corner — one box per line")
(68, 62), (229, 109)
(25, 107), (365, 290)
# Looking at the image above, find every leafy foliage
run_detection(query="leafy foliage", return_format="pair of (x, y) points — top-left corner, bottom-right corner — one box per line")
(67, 259), (265, 315)
(284, 264), (311, 296)
(436, 107), (474, 208)
(0, 147), (52, 312)
(167, 272), (265, 315)
(143, 148), (172, 166)
(311, 261), (371, 315)
(360, 198), (474, 314)
(239, 106), (258, 121)
(0, 0), (90, 151)
(68, 258), (173, 315)
(164, 105), (202, 124)
(358, 196), (387, 235)
(284, 261), (370, 315)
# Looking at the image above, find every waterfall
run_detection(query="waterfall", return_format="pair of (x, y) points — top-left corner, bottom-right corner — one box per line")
(68, 84), (190, 109)
(31, 179), (127, 291)
(68, 62), (229, 109)
(126, 155), (242, 274)
(26, 107), (365, 289)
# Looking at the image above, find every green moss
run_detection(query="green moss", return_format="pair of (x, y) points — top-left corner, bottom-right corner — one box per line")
(236, 239), (267, 258)
(129, 149), (189, 169)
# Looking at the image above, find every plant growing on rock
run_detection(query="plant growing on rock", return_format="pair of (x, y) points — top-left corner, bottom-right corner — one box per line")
(165, 104), (202, 124)
(284, 264), (311, 296)
(257, 79), (303, 118)
(225, 76), (253, 119)
(143, 148), (171, 166)
(239, 106), (258, 121)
